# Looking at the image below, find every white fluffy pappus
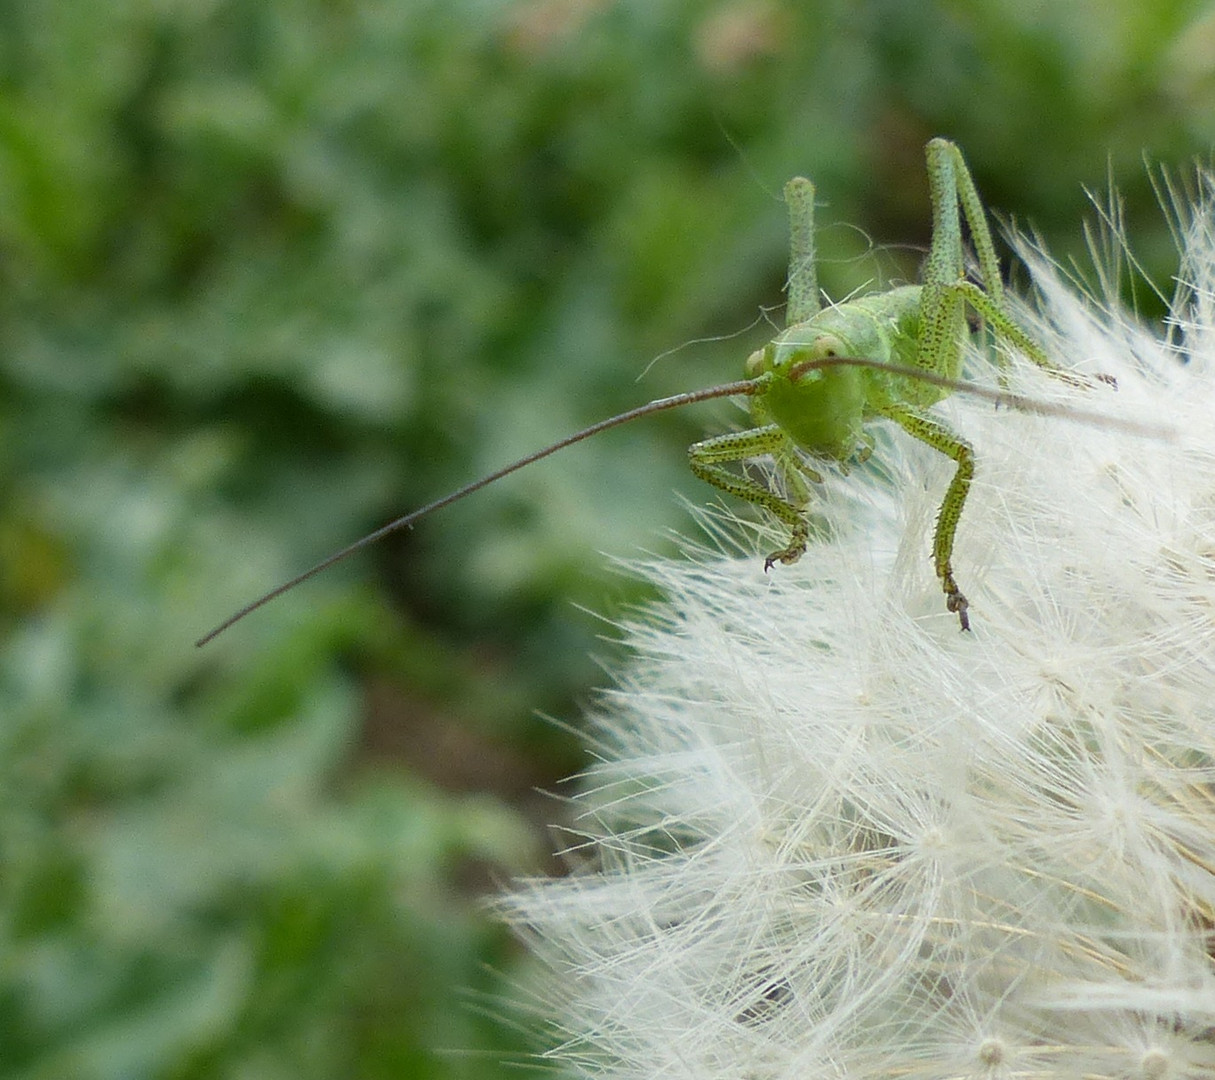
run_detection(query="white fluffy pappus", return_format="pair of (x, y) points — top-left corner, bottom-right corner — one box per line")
(495, 195), (1215, 1080)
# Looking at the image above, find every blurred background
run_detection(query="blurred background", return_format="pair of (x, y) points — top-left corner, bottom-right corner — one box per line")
(2, 0), (1213, 1076)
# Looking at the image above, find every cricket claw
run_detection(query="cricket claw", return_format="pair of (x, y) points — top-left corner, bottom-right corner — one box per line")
(763, 549), (797, 571)
(763, 523), (809, 571)
(946, 589), (970, 632)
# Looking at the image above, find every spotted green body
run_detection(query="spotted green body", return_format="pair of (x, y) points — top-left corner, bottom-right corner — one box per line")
(689, 139), (1064, 629)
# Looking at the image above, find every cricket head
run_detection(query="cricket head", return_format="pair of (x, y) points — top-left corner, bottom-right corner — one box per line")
(744, 316), (869, 459)
(746, 297), (896, 379)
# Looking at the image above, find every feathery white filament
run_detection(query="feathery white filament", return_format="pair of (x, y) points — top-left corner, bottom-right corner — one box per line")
(497, 195), (1215, 1080)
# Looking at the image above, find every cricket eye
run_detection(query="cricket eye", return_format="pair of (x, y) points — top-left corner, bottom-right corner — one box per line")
(810, 334), (845, 361)
(745, 347), (771, 378)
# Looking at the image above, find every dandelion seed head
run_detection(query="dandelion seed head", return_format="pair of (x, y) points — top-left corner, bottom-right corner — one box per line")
(497, 188), (1215, 1080)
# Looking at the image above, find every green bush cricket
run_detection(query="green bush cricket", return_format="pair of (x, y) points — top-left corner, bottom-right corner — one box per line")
(197, 138), (1138, 647)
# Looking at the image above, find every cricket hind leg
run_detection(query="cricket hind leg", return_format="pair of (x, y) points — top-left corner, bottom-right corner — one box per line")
(950, 279), (1116, 389)
(881, 405), (975, 631)
(688, 425), (812, 569)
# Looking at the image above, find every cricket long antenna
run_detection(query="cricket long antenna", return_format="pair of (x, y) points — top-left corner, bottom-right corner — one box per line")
(195, 379), (759, 646)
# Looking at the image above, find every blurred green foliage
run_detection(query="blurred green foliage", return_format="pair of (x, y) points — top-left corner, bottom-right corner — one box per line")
(2, 0), (1213, 1076)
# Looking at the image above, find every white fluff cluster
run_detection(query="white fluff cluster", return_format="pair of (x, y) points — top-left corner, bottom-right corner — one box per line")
(497, 200), (1215, 1080)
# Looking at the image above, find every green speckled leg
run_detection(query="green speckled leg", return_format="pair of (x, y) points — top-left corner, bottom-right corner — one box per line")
(951, 281), (1055, 372)
(783, 176), (820, 326)
(689, 425), (811, 568)
(951, 280), (1113, 389)
(882, 405), (975, 631)
(933, 138), (1004, 307)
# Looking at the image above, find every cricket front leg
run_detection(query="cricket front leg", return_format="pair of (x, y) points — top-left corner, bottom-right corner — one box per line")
(688, 425), (811, 569)
(882, 406), (975, 630)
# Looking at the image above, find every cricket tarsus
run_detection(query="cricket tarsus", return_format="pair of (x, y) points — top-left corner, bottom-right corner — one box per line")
(200, 139), (1165, 646)
(949, 593), (970, 633)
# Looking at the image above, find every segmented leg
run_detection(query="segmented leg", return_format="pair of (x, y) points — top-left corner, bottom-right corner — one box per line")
(932, 138), (1005, 307)
(783, 177), (820, 326)
(924, 143), (1111, 391)
(949, 280), (1114, 389)
(915, 140), (971, 385)
(688, 425), (811, 569)
(881, 405), (975, 631)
